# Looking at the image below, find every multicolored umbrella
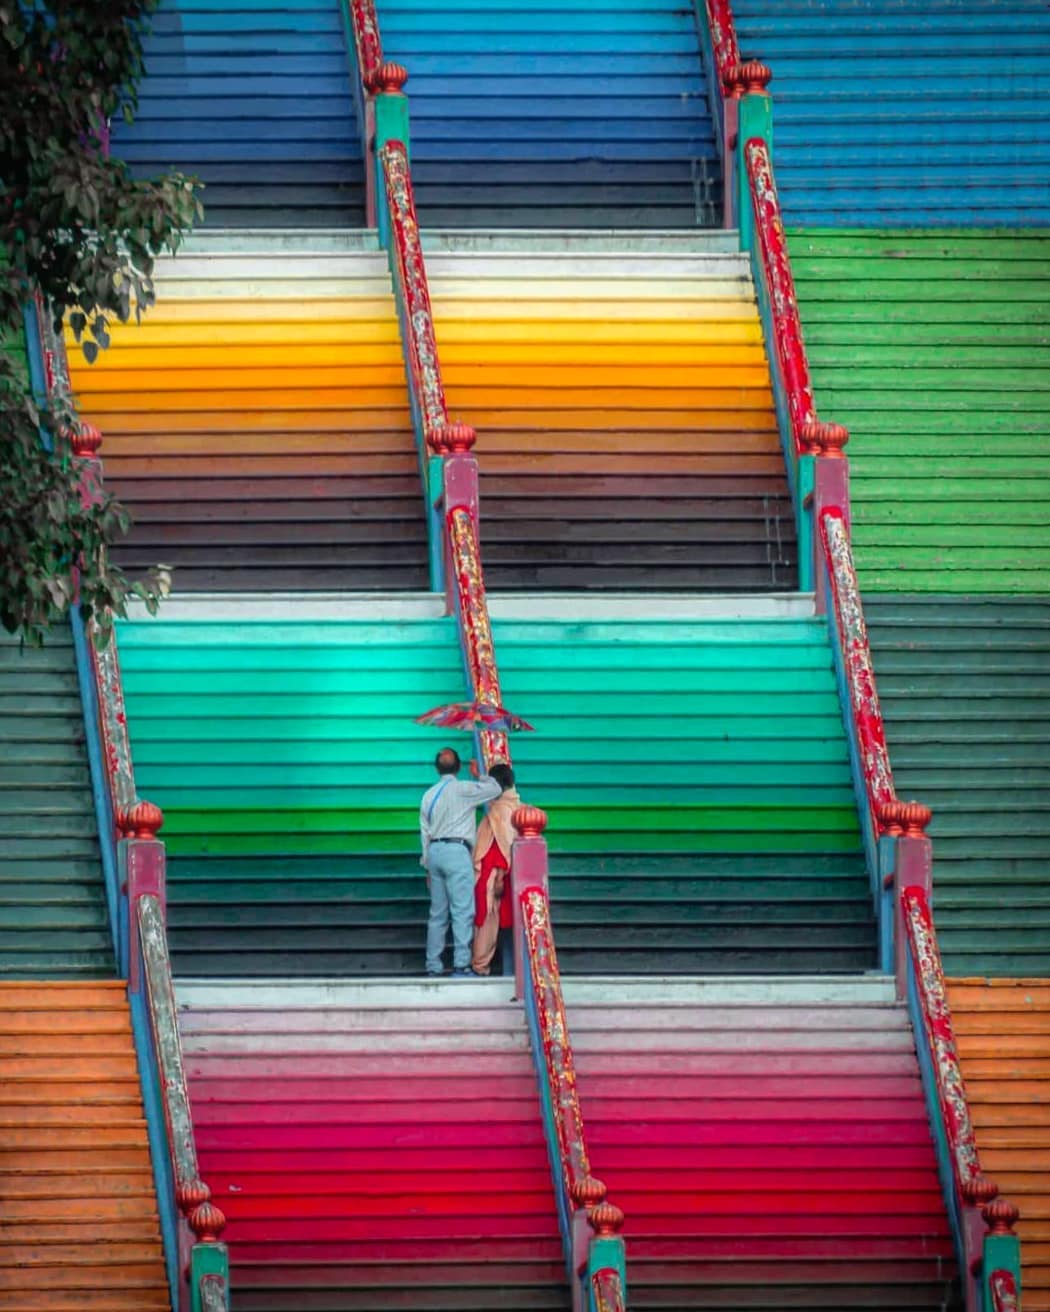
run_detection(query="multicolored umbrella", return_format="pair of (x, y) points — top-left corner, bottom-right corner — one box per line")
(415, 700), (535, 734)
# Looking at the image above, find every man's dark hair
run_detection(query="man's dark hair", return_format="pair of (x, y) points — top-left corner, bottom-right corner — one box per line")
(435, 748), (461, 775)
(489, 762), (515, 791)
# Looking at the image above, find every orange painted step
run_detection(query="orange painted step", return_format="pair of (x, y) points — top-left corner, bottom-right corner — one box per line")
(0, 981), (169, 1311)
(948, 978), (1050, 1308)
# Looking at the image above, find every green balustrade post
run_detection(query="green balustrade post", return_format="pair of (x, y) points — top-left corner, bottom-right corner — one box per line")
(734, 66), (773, 254)
(585, 1199), (628, 1310)
(981, 1199), (1023, 1310)
(190, 1240), (229, 1312)
(372, 65), (410, 249)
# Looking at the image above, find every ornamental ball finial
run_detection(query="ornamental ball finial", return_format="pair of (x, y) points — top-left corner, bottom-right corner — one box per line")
(819, 422), (850, 457)
(730, 60), (772, 96)
(876, 799), (905, 837)
(962, 1173), (999, 1208)
(189, 1198), (227, 1243)
(175, 1179), (210, 1217)
(71, 422), (103, 457)
(570, 1176), (607, 1209)
(117, 799), (164, 840)
(799, 421), (849, 457)
(512, 805), (548, 839)
(446, 422), (477, 454)
(983, 1194), (1020, 1236)
(369, 61), (408, 95)
(588, 1199), (625, 1237)
(899, 802), (932, 838)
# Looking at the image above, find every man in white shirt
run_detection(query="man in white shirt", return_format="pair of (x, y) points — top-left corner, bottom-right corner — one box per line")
(420, 747), (503, 977)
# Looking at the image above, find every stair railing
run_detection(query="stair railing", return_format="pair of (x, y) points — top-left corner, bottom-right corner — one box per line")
(511, 807), (629, 1312)
(31, 304), (230, 1312)
(816, 499), (1023, 1311)
(989, 1269), (1021, 1312)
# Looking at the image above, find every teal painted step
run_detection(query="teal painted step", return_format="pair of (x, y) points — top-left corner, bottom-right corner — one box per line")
(0, 627), (113, 977)
(864, 594), (1050, 977)
(118, 613), (465, 976)
(492, 616), (874, 974)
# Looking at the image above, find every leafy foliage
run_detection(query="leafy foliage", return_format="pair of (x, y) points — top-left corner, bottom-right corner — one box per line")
(0, 0), (201, 643)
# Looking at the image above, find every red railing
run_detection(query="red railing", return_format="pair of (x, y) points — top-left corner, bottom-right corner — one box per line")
(379, 138), (450, 447)
(704, 0), (741, 91)
(819, 509), (894, 828)
(346, 0), (384, 91)
(511, 808), (628, 1304)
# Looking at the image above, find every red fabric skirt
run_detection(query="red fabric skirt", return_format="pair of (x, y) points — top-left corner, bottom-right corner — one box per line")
(475, 840), (512, 928)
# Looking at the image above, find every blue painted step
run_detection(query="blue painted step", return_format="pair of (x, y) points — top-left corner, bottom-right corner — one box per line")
(732, 0), (1050, 225)
(375, 0), (722, 227)
(113, 0), (365, 227)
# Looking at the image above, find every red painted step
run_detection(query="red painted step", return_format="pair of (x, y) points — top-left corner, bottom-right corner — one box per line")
(567, 976), (960, 1311)
(178, 979), (565, 1311)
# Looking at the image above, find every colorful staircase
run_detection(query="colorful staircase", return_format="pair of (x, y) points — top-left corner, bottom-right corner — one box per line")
(427, 234), (797, 591)
(112, 0), (366, 227)
(568, 976), (959, 1308)
(116, 601), (463, 976)
(494, 601), (872, 974)
(0, 981), (168, 1309)
(0, 627), (112, 978)
(67, 234), (428, 593)
(948, 978), (1050, 1309)
(179, 978), (565, 1310)
(374, 0), (721, 228)
(732, 0), (1050, 225)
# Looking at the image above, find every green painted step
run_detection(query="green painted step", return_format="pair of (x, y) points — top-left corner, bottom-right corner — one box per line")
(0, 627), (114, 978)
(122, 610), (873, 977)
(790, 229), (1050, 594)
(494, 615), (872, 974)
(864, 594), (1050, 978)
(120, 615), (465, 975)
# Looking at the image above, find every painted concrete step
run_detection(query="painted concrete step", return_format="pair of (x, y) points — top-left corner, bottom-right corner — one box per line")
(179, 978), (563, 1310)
(0, 982), (166, 1308)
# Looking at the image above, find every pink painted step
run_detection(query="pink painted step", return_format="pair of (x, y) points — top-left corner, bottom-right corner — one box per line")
(566, 976), (960, 1311)
(178, 980), (565, 1312)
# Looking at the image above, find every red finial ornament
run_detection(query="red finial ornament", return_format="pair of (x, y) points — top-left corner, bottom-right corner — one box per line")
(962, 1174), (999, 1208)
(429, 423), (476, 455)
(369, 61), (408, 94)
(983, 1195), (1020, 1236)
(512, 806), (548, 839)
(117, 799), (164, 840)
(799, 421), (849, 457)
(899, 802), (932, 838)
(71, 422), (103, 457)
(876, 799), (905, 837)
(189, 1199), (227, 1243)
(731, 60), (772, 95)
(588, 1200), (625, 1237)
(570, 1176), (607, 1209)
(176, 1179), (210, 1215)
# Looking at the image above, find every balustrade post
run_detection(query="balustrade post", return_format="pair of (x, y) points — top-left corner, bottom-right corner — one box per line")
(802, 423), (850, 609)
(372, 63), (409, 248)
(889, 802), (932, 999)
(586, 1199), (628, 1310)
(184, 1183), (229, 1312)
(982, 1197), (1022, 1310)
(734, 62), (772, 253)
(438, 425), (480, 615)
(118, 801), (166, 994)
(510, 807), (550, 1000)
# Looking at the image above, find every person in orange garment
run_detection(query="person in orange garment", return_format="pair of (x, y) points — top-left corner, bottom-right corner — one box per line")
(471, 762), (521, 976)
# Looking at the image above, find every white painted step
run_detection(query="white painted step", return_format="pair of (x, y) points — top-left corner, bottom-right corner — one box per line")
(130, 592), (816, 623)
(420, 229), (742, 255)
